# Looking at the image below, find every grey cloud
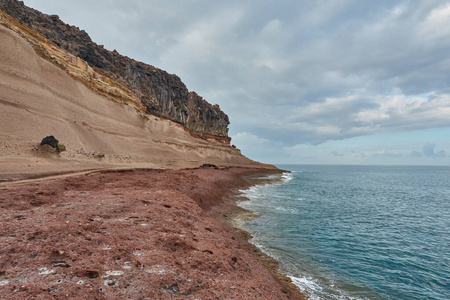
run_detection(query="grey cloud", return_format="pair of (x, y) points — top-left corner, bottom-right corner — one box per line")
(410, 150), (422, 157)
(331, 151), (345, 157)
(409, 143), (446, 158)
(351, 151), (366, 158)
(422, 143), (446, 158)
(372, 151), (403, 158)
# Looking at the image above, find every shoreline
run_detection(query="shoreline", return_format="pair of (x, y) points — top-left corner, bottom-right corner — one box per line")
(202, 169), (306, 300)
(0, 167), (306, 299)
(214, 170), (307, 299)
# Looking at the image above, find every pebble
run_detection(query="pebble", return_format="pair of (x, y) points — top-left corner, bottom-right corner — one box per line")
(105, 270), (124, 276)
(0, 280), (9, 286)
(104, 279), (117, 286)
(38, 267), (55, 275)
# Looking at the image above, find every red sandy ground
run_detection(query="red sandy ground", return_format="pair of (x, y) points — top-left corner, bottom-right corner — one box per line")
(0, 168), (305, 299)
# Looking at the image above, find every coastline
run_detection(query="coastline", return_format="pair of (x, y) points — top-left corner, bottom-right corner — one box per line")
(201, 168), (306, 300)
(0, 167), (305, 299)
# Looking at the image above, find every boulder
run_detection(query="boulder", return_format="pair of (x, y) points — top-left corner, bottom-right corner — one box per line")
(201, 164), (218, 169)
(40, 135), (58, 148)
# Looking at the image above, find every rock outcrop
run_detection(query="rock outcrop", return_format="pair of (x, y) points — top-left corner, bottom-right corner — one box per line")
(0, 0), (230, 142)
(40, 136), (59, 148)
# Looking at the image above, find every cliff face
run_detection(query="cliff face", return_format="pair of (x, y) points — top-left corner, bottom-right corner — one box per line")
(0, 0), (230, 141)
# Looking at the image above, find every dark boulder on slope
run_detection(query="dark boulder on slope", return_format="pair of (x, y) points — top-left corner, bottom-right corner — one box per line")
(40, 136), (58, 148)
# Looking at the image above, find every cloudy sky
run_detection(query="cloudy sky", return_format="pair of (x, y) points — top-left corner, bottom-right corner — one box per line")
(24, 0), (450, 165)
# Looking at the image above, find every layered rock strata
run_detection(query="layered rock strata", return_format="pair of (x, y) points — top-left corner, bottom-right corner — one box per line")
(0, 0), (230, 142)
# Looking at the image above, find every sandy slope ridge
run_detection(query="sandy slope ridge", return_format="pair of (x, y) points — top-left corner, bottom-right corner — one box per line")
(0, 18), (273, 181)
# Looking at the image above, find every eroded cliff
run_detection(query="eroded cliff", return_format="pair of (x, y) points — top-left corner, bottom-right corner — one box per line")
(0, 19), (276, 181)
(0, 0), (230, 142)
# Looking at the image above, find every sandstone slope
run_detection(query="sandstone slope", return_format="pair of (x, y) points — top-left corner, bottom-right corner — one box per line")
(0, 0), (230, 141)
(0, 22), (273, 181)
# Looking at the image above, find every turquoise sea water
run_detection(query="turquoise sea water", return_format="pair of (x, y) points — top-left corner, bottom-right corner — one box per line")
(238, 165), (450, 299)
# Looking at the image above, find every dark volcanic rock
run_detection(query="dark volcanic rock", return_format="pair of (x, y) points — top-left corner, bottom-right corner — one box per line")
(40, 135), (58, 148)
(201, 163), (218, 169)
(0, 0), (230, 140)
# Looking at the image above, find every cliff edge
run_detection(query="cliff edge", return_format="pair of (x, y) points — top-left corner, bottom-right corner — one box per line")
(0, 1), (276, 181)
(0, 0), (230, 142)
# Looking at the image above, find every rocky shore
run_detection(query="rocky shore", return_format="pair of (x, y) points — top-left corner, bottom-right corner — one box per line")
(0, 168), (305, 299)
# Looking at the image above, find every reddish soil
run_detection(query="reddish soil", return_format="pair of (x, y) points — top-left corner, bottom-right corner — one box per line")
(0, 168), (305, 299)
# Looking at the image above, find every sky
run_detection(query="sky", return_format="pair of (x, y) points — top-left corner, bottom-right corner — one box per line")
(23, 0), (450, 165)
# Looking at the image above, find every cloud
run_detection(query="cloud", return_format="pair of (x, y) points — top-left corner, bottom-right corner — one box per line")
(330, 145), (447, 160)
(409, 143), (446, 158)
(345, 150), (405, 158)
(231, 132), (269, 149)
(421, 143), (446, 158)
(419, 3), (450, 40)
(230, 132), (281, 162)
(331, 151), (345, 157)
(372, 150), (403, 158)
(410, 150), (422, 157)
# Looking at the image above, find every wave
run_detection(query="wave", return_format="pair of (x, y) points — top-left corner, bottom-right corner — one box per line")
(282, 172), (294, 183)
(265, 204), (299, 214)
(249, 231), (368, 300)
(236, 169), (378, 300)
(289, 274), (369, 300)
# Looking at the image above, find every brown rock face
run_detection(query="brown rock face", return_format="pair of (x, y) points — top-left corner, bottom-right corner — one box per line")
(0, 0), (230, 141)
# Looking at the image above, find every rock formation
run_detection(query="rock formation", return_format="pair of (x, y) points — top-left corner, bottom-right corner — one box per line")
(40, 136), (59, 148)
(0, 0), (230, 142)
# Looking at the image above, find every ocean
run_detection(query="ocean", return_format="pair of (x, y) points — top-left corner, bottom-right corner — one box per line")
(237, 165), (450, 300)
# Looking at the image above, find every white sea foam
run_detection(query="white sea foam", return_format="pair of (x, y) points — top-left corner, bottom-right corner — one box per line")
(271, 205), (299, 214)
(281, 172), (294, 183)
(289, 274), (366, 300)
(239, 186), (263, 202)
(289, 275), (323, 298)
(252, 237), (364, 300)
(250, 234), (366, 300)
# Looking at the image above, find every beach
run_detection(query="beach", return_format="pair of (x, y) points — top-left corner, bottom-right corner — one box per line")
(0, 167), (305, 299)
(0, 12), (304, 299)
